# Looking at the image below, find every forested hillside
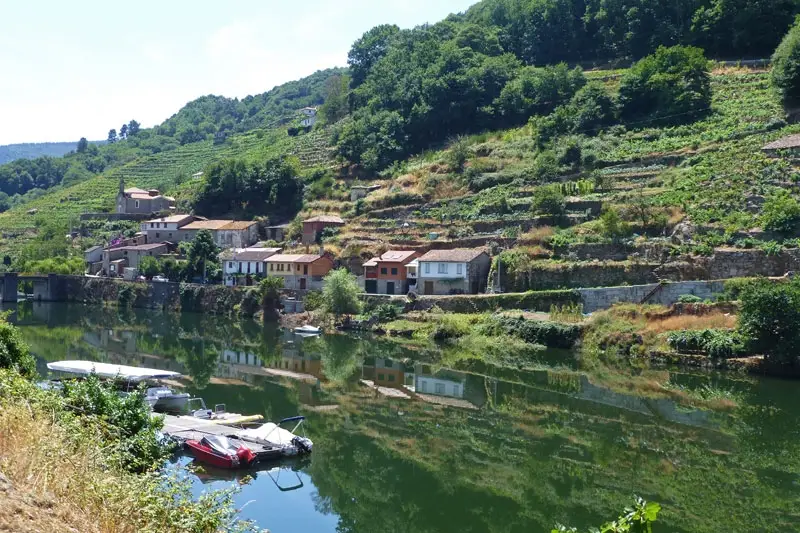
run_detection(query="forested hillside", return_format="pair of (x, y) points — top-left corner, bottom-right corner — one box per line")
(2, 0), (800, 277)
(0, 142), (82, 165)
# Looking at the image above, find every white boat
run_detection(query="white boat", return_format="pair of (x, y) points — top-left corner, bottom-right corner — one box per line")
(293, 325), (321, 336)
(46, 360), (190, 413)
(238, 416), (313, 456)
(181, 398), (264, 425)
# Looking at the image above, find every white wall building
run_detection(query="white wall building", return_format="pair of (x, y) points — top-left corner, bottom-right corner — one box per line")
(299, 107), (317, 128)
(221, 248), (282, 286)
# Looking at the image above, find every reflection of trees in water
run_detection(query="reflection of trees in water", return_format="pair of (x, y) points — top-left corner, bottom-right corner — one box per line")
(301, 335), (364, 384)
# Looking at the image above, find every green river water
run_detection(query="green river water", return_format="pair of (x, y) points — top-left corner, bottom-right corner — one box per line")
(11, 301), (800, 532)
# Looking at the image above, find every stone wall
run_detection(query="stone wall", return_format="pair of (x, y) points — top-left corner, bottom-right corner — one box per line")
(504, 261), (658, 291)
(657, 248), (800, 281)
(578, 280), (727, 312)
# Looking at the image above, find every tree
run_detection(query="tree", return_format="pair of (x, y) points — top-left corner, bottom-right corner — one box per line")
(348, 24), (400, 87)
(259, 276), (284, 322)
(119, 124), (128, 140)
(319, 74), (350, 125)
(568, 82), (618, 134)
(138, 256), (160, 279)
(128, 119), (141, 136)
(772, 18), (800, 107)
(322, 268), (362, 316)
(107, 129), (117, 144)
(619, 46), (711, 123)
(738, 279), (800, 364)
(186, 230), (219, 283)
(0, 320), (36, 378)
(76, 137), (88, 153)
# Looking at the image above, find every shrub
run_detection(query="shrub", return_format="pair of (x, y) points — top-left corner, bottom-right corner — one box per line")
(531, 185), (566, 217)
(0, 320), (35, 378)
(619, 46), (711, 123)
(677, 294), (703, 303)
(760, 192), (800, 233)
(772, 19), (800, 106)
(371, 303), (400, 322)
(304, 290), (325, 311)
(477, 315), (581, 349)
(600, 207), (632, 240)
(446, 136), (471, 173)
(568, 81), (618, 133)
(738, 279), (800, 364)
(667, 329), (746, 359)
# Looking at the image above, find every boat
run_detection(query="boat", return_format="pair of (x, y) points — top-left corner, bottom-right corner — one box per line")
(181, 398), (264, 425)
(238, 416), (313, 456)
(184, 435), (257, 469)
(46, 360), (191, 413)
(293, 325), (321, 336)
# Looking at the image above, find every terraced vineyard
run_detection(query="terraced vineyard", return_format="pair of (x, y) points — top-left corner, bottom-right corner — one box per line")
(0, 126), (334, 255)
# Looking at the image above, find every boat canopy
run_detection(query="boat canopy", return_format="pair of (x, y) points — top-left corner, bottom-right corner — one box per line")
(46, 360), (182, 382)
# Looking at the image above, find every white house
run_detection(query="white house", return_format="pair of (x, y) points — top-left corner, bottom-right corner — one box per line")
(299, 107), (317, 128)
(221, 247), (282, 286)
(417, 248), (491, 295)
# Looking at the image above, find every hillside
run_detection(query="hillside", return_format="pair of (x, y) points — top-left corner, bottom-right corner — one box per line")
(0, 142), (82, 165)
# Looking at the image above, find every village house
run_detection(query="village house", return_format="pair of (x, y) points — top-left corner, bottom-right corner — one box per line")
(302, 215), (345, 245)
(299, 107), (317, 128)
(363, 250), (420, 295)
(102, 242), (171, 278)
(220, 247), (282, 286)
(264, 254), (334, 290)
(416, 248), (491, 295)
(116, 179), (175, 215)
(141, 215), (259, 248)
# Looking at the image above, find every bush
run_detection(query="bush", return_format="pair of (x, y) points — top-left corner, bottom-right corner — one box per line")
(738, 279), (800, 364)
(531, 185), (566, 217)
(619, 45), (711, 123)
(371, 303), (400, 322)
(772, 19), (800, 106)
(304, 290), (325, 311)
(0, 320), (36, 378)
(599, 207), (632, 240)
(760, 192), (800, 233)
(477, 315), (581, 349)
(667, 329), (746, 359)
(677, 294), (703, 303)
(568, 81), (618, 133)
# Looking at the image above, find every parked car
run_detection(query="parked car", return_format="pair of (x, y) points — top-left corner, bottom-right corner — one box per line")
(152, 275), (169, 283)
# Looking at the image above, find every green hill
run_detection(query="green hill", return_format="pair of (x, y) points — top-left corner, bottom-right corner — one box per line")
(0, 142), (85, 165)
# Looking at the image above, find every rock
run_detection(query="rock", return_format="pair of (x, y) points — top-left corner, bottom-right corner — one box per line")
(0, 472), (12, 492)
(670, 220), (696, 244)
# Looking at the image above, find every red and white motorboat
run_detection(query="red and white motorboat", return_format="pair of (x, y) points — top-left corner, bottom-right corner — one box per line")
(185, 435), (257, 469)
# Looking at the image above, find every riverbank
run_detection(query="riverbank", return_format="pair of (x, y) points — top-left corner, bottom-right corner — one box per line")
(0, 370), (256, 533)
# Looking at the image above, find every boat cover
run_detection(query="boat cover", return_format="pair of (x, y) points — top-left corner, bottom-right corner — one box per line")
(201, 435), (239, 457)
(239, 422), (297, 446)
(47, 361), (182, 382)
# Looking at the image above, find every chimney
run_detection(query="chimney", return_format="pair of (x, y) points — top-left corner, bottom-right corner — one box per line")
(318, 245), (324, 256)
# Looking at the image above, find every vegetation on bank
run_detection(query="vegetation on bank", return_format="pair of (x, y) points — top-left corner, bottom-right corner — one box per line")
(0, 320), (256, 532)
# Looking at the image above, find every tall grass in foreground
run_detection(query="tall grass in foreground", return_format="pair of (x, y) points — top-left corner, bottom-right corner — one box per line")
(0, 371), (257, 533)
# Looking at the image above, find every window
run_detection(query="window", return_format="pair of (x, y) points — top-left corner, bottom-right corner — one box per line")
(155, 233), (160, 238)
(169, 233), (172, 238)
(391, 268), (398, 275)
(452, 384), (461, 396)
(270, 264), (274, 271)
(419, 381), (427, 393)
(297, 264), (301, 272)
(135, 200), (140, 209)
(456, 263), (463, 275)
(378, 373), (385, 381)
(228, 262), (233, 268)
(303, 265), (308, 275)
(150, 223), (155, 229)
(424, 263), (430, 274)
(380, 267), (388, 275)
(435, 383), (445, 395)
(388, 374), (395, 382)
(438, 263), (447, 274)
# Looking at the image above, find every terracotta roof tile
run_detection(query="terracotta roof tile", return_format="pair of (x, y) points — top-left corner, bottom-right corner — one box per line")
(266, 254), (325, 264)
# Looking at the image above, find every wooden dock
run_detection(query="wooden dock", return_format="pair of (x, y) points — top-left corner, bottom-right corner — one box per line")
(161, 415), (286, 461)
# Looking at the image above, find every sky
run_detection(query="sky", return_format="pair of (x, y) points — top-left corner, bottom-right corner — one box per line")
(0, 0), (478, 145)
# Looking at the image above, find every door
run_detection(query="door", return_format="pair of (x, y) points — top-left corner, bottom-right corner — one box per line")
(365, 280), (377, 294)
(424, 281), (434, 295)
(299, 278), (307, 290)
(386, 282), (395, 295)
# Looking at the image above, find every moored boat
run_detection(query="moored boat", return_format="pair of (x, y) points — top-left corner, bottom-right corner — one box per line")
(238, 416), (313, 456)
(185, 435), (257, 469)
(293, 325), (321, 336)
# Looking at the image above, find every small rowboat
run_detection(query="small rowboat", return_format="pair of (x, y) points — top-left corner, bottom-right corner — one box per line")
(185, 435), (257, 470)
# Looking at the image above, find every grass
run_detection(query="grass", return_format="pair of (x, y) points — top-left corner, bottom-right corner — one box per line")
(0, 370), (255, 533)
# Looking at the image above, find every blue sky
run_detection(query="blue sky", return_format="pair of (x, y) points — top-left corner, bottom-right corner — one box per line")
(0, 0), (477, 145)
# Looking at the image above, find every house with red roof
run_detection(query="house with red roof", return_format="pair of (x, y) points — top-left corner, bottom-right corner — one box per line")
(362, 250), (420, 295)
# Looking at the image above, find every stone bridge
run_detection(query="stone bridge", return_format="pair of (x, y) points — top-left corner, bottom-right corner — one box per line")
(1, 273), (63, 302)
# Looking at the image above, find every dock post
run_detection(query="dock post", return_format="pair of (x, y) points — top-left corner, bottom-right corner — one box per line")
(2, 273), (18, 303)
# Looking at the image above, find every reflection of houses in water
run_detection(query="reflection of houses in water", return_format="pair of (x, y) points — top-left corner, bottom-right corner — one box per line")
(83, 329), (137, 355)
(359, 358), (486, 409)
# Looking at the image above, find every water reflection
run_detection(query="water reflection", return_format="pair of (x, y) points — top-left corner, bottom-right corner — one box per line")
(15, 301), (800, 533)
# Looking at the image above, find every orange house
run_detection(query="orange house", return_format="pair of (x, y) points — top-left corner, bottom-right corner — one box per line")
(265, 254), (335, 290)
(363, 250), (419, 295)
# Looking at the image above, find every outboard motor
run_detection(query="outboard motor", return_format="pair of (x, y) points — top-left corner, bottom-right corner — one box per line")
(291, 436), (313, 454)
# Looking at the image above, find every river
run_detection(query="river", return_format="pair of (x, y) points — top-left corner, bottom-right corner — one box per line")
(11, 301), (800, 532)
